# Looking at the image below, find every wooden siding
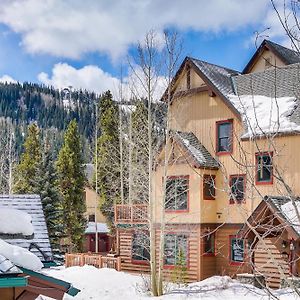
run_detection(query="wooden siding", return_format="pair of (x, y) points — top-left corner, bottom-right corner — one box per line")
(247, 48), (285, 73)
(254, 238), (290, 288)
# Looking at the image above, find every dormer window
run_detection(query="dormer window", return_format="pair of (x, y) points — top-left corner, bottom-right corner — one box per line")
(216, 120), (233, 155)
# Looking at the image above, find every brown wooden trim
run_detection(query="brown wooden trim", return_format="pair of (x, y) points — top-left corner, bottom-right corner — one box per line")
(172, 86), (208, 99)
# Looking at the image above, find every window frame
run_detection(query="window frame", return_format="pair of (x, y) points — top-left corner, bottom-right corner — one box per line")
(203, 175), (216, 200)
(202, 232), (216, 257)
(164, 233), (189, 268)
(255, 152), (273, 185)
(229, 235), (245, 265)
(216, 119), (233, 155)
(131, 230), (150, 265)
(229, 174), (246, 204)
(165, 175), (189, 213)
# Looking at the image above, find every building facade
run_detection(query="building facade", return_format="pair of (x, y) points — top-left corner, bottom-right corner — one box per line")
(115, 40), (300, 288)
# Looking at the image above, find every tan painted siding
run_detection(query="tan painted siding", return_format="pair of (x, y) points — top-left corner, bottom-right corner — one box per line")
(85, 187), (107, 223)
(248, 49), (286, 73)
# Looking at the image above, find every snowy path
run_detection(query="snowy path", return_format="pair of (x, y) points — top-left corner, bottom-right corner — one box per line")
(43, 265), (300, 300)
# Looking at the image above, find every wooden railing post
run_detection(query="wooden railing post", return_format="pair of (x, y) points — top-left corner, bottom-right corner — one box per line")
(116, 257), (121, 271)
(80, 254), (84, 266)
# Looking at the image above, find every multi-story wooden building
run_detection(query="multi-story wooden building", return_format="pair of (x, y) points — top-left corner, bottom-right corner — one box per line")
(114, 40), (300, 288)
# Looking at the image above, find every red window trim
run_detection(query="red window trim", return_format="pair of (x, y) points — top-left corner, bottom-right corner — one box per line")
(216, 119), (233, 156)
(131, 230), (150, 266)
(228, 235), (245, 266)
(164, 175), (190, 213)
(203, 174), (216, 200)
(163, 232), (190, 269)
(202, 232), (216, 257)
(255, 151), (273, 185)
(229, 174), (246, 204)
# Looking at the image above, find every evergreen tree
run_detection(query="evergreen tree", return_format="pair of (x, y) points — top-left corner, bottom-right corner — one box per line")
(96, 91), (120, 228)
(56, 119), (86, 252)
(38, 146), (64, 255)
(14, 123), (41, 193)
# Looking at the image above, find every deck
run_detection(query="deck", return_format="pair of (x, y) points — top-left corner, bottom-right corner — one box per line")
(114, 204), (148, 224)
(65, 253), (121, 271)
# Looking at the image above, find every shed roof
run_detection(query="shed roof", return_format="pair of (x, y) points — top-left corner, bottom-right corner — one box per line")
(172, 131), (219, 169)
(0, 195), (52, 261)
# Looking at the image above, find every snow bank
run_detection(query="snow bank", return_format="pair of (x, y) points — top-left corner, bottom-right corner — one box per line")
(0, 208), (33, 236)
(44, 266), (299, 300)
(0, 239), (43, 271)
(229, 95), (300, 138)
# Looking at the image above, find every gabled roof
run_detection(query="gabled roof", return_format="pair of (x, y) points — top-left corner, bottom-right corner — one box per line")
(172, 131), (219, 169)
(239, 195), (300, 241)
(243, 39), (300, 73)
(0, 195), (52, 261)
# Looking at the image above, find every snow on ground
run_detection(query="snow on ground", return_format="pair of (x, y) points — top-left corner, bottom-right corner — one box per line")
(43, 265), (300, 300)
(0, 239), (43, 271)
(0, 208), (34, 236)
(228, 95), (300, 138)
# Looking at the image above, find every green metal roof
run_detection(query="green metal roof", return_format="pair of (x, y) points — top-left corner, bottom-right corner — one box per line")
(0, 276), (27, 288)
(20, 267), (80, 296)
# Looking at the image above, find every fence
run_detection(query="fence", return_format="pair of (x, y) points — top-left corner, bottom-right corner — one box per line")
(65, 253), (121, 271)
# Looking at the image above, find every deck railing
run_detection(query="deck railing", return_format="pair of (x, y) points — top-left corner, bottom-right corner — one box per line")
(114, 204), (148, 224)
(65, 253), (121, 271)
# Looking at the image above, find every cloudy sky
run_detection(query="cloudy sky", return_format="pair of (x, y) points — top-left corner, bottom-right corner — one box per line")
(0, 0), (291, 95)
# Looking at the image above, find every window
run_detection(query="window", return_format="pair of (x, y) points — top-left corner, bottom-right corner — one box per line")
(164, 234), (188, 266)
(132, 231), (150, 263)
(165, 176), (189, 211)
(229, 175), (245, 204)
(216, 120), (233, 154)
(230, 236), (244, 263)
(256, 152), (273, 184)
(203, 232), (215, 256)
(88, 214), (95, 222)
(203, 175), (216, 200)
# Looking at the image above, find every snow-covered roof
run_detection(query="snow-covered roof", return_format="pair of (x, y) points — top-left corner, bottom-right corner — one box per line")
(0, 253), (21, 275)
(85, 222), (109, 234)
(187, 56), (300, 138)
(0, 208), (34, 237)
(172, 131), (219, 169)
(0, 195), (52, 260)
(229, 95), (300, 138)
(0, 239), (43, 271)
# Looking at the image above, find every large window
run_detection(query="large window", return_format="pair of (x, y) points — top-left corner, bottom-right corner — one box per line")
(256, 152), (273, 184)
(230, 236), (244, 264)
(203, 232), (215, 256)
(132, 231), (150, 263)
(216, 120), (233, 154)
(203, 175), (216, 200)
(165, 176), (189, 211)
(164, 234), (188, 266)
(229, 175), (245, 204)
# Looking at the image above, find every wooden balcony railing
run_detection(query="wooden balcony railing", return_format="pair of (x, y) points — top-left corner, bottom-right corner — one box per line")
(65, 253), (121, 271)
(114, 204), (148, 224)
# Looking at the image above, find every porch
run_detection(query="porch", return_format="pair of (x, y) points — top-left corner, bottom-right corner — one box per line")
(114, 204), (148, 224)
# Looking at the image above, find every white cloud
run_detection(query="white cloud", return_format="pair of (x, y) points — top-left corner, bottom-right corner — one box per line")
(0, 0), (270, 60)
(0, 75), (17, 83)
(38, 62), (167, 100)
(38, 63), (120, 94)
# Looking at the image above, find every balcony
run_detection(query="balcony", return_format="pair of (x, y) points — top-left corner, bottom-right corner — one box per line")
(114, 204), (148, 224)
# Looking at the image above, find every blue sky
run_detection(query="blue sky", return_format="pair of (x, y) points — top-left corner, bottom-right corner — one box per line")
(0, 0), (291, 95)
